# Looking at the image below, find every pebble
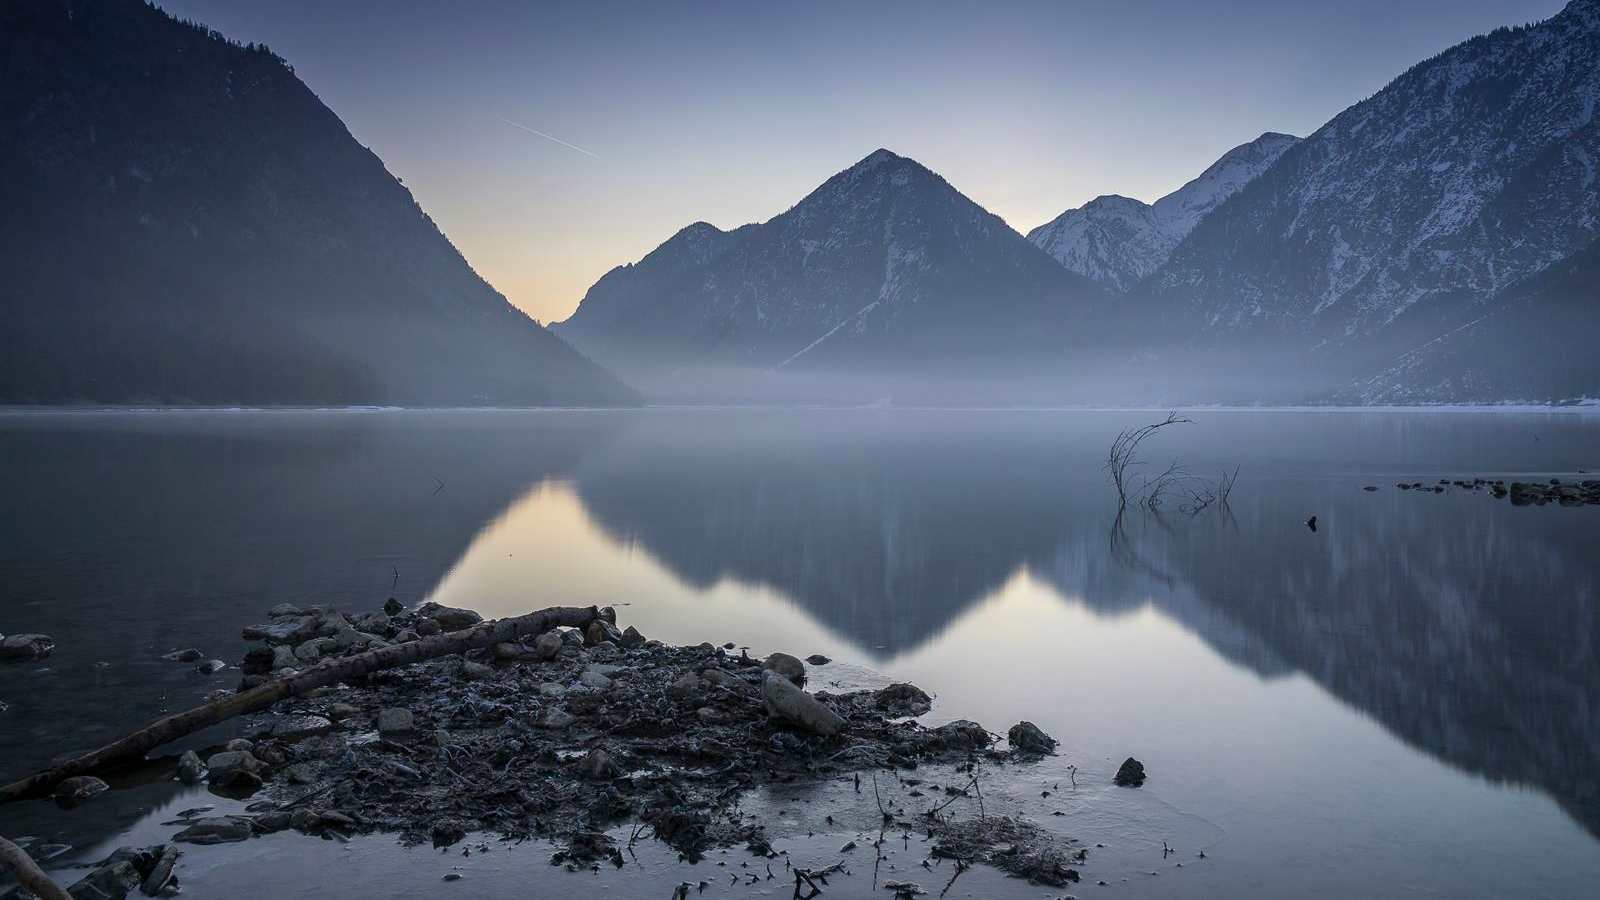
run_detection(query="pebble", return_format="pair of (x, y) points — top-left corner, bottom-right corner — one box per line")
(377, 707), (416, 735)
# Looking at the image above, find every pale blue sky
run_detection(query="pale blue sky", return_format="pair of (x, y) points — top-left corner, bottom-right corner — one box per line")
(159, 0), (1567, 322)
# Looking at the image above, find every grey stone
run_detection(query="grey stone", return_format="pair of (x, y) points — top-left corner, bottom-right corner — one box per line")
(761, 672), (844, 736)
(64, 859), (142, 899)
(805, 654), (832, 666)
(460, 661), (494, 681)
(417, 602), (482, 631)
(875, 683), (933, 717)
(620, 626), (647, 648)
(534, 632), (564, 660)
(241, 618), (315, 645)
(578, 668), (614, 691)
(260, 715), (333, 740)
(585, 620), (623, 647)
(377, 707), (415, 735)
(0, 633), (54, 659)
(174, 816), (255, 845)
(669, 672), (702, 701)
(537, 708), (576, 729)
(1007, 720), (1057, 754)
(762, 652), (806, 685)
(536, 682), (567, 698)
(328, 702), (360, 720)
(578, 748), (621, 780)
(53, 775), (109, 806)
(1114, 757), (1146, 787)
(415, 619), (443, 637)
(225, 738), (254, 752)
(162, 648), (205, 663)
(205, 751), (262, 786)
(176, 750), (205, 784)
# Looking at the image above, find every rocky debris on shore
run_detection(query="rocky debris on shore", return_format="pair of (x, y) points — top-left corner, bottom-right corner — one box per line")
(116, 600), (1085, 878)
(1389, 476), (1600, 506)
(0, 633), (54, 661)
(0, 842), (181, 900)
(1114, 757), (1146, 787)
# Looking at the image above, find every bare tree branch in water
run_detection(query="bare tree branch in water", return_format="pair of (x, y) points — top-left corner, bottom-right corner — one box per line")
(1105, 414), (1237, 518)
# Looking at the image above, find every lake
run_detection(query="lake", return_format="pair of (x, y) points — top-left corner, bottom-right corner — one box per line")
(1, 407), (1597, 898)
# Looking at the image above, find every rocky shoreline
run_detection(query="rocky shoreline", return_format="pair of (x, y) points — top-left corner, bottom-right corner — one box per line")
(4, 601), (1096, 898)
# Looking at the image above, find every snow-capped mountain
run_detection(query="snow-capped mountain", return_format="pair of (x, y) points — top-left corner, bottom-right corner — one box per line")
(1027, 133), (1298, 292)
(1146, 0), (1600, 369)
(556, 149), (1104, 390)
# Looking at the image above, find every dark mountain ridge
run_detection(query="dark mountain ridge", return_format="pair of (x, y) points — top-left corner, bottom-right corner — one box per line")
(0, 0), (634, 406)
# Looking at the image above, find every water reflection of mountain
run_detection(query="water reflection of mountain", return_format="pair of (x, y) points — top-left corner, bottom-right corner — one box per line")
(0, 411), (624, 785)
(569, 413), (1600, 838)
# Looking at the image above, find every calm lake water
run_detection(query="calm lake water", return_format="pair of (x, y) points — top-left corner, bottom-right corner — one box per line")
(2, 407), (1598, 898)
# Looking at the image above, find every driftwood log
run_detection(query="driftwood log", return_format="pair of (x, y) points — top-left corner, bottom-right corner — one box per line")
(0, 835), (72, 900)
(0, 605), (601, 805)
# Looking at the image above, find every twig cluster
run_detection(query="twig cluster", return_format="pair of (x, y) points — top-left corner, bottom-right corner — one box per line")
(1105, 413), (1238, 516)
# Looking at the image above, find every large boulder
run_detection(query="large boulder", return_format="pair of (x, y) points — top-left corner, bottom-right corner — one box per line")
(762, 672), (844, 736)
(762, 652), (806, 685)
(64, 858), (143, 899)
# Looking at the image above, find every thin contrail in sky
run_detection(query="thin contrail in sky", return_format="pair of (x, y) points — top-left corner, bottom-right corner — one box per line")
(496, 116), (600, 159)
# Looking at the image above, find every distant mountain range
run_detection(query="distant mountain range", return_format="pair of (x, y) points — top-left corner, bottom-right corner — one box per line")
(1027, 132), (1299, 292)
(555, 149), (1106, 397)
(562, 0), (1598, 404)
(0, 0), (633, 406)
(3, 0), (1595, 405)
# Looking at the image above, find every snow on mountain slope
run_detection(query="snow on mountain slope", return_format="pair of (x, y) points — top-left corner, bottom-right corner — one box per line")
(1148, 0), (1600, 354)
(1026, 133), (1298, 292)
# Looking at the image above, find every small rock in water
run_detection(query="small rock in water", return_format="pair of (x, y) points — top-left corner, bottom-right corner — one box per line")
(805, 654), (831, 666)
(0, 633), (55, 659)
(1007, 721), (1057, 754)
(874, 683), (933, 717)
(196, 659), (228, 674)
(384, 597), (404, 615)
(65, 859), (142, 898)
(1114, 757), (1147, 787)
(163, 648), (205, 663)
(174, 816), (255, 845)
(53, 775), (109, 806)
(762, 652), (806, 685)
(377, 707), (416, 736)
